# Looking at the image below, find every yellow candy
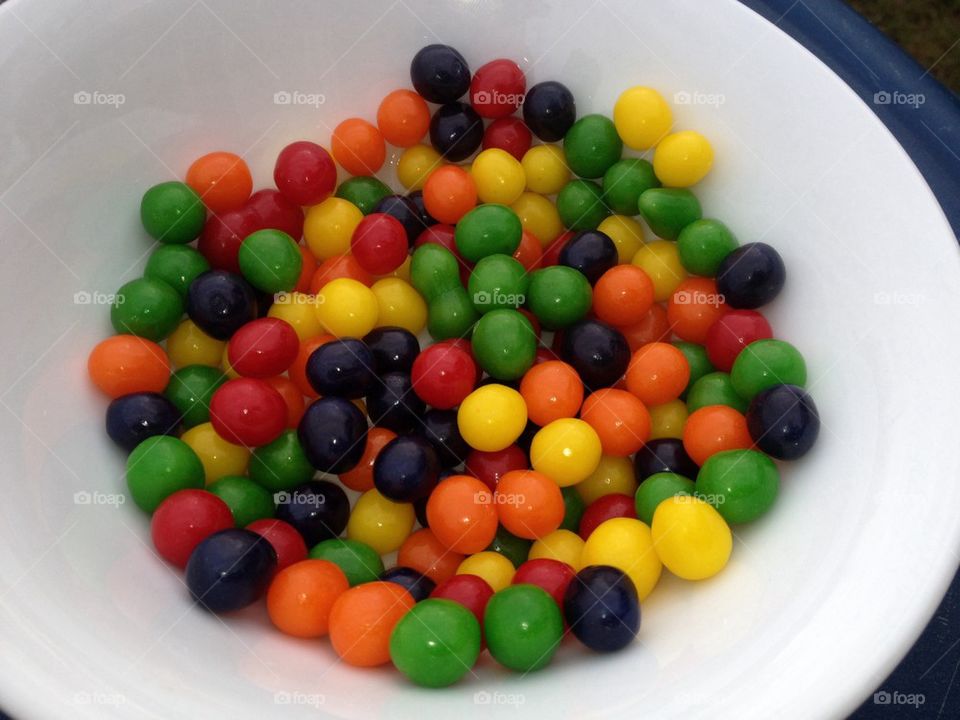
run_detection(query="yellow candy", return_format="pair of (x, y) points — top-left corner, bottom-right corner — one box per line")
(220, 345), (240, 379)
(648, 399), (688, 439)
(346, 488), (415, 554)
(521, 144), (571, 195)
(315, 277), (379, 337)
(456, 551), (515, 592)
(166, 319), (225, 368)
(651, 496), (732, 580)
(180, 422), (250, 483)
(653, 131), (714, 188)
(597, 215), (645, 264)
(268, 292), (323, 340)
(471, 148), (526, 205)
(381, 254), (412, 283)
(370, 278), (427, 334)
(631, 241), (687, 302)
(529, 529), (584, 570)
(530, 418), (602, 487)
(397, 144), (443, 190)
(457, 384), (527, 452)
(613, 86), (673, 150)
(510, 191), (563, 245)
(303, 197), (363, 261)
(581, 517), (662, 600)
(576, 455), (636, 505)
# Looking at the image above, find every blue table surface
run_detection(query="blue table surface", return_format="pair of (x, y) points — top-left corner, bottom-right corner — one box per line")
(2, 1), (959, 718)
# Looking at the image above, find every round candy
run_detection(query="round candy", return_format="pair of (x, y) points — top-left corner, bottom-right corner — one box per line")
(455, 204), (522, 263)
(411, 342), (477, 409)
(715, 242), (786, 309)
(303, 197), (364, 260)
(564, 114), (623, 179)
(339, 427), (397, 491)
(577, 455), (637, 505)
(289, 335), (335, 398)
(522, 144), (571, 195)
(651, 496), (732, 580)
(653, 131), (714, 187)
(430, 102), (484, 161)
(456, 551), (516, 592)
(410, 44), (471, 103)
(526, 265), (592, 330)
(564, 565), (640, 652)
(379, 566), (436, 602)
(140, 181), (206, 244)
(198, 207), (256, 273)
(511, 191), (564, 245)
(682, 405), (752, 467)
(457, 384), (527, 452)
(530, 528), (584, 569)
(245, 188), (305, 240)
(266, 376), (306, 428)
(580, 517), (661, 600)
(298, 396), (367, 473)
(638, 188), (702, 241)
(559, 320), (630, 391)
(704, 310), (773, 372)
(373, 435), (440, 503)
(378, 89), (431, 147)
(186, 270), (257, 340)
(306, 338), (375, 399)
(111, 278), (183, 341)
(273, 141), (336, 206)
(314, 278), (379, 338)
(677, 219), (739, 277)
(496, 470), (564, 540)
(593, 265), (655, 328)
(346, 488), (415, 554)
(484, 584), (564, 672)
(520, 360), (583, 427)
(634, 472), (695, 525)
(626, 342), (690, 406)
(556, 179), (609, 231)
(530, 418), (602, 487)
(512, 558), (576, 608)
(686, 372), (748, 414)
(329, 582), (416, 667)
(266, 559), (349, 638)
(207, 475), (276, 527)
(746, 384), (820, 460)
(579, 493), (637, 539)
(613, 86), (672, 150)
(349, 213), (409, 275)
(559, 229), (618, 284)
(427, 287), (480, 341)
(166, 319), (225, 368)
(420, 409), (470, 468)
(310, 538), (384, 586)
(649, 399), (689, 440)
(126, 436), (205, 513)
(422, 165), (477, 224)
(668, 277), (730, 344)
(486, 525), (532, 568)
(246, 518), (308, 571)
(180, 422), (251, 482)
(602, 158), (660, 215)
(730, 339), (807, 400)
(227, 317), (299, 378)
(331, 118), (386, 176)
(426, 475), (498, 554)
(390, 598), (481, 687)
(399, 528), (465, 583)
(580, 389), (651, 457)
(696, 448), (780, 524)
(374, 194), (431, 246)
(336, 176), (392, 215)
(145, 244), (211, 298)
(363, 327), (420, 374)
(469, 58), (525, 118)
(410, 243), (462, 302)
(465, 445), (527, 492)
(471, 309), (536, 381)
(275, 480), (350, 546)
(105, 392), (179, 451)
(269, 294), (325, 340)
(631, 240), (687, 302)
(186, 151), (252, 213)
(482, 116), (533, 161)
(522, 81), (576, 142)
(185, 528), (276, 613)
(209, 377), (287, 447)
(430, 574), (495, 628)
(366, 371), (425, 434)
(151, 489), (234, 568)
(471, 148), (526, 205)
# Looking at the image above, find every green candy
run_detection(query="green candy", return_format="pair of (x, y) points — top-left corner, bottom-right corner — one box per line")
(560, 486), (586, 532)
(309, 538), (383, 586)
(470, 309), (536, 380)
(427, 287), (479, 341)
(686, 372), (748, 413)
(248, 430), (315, 492)
(144, 245), (211, 298)
(638, 187), (702, 240)
(602, 158), (660, 216)
(484, 585), (564, 672)
(389, 599), (481, 687)
(695, 449), (779, 524)
(238, 229), (302, 293)
(634, 472), (695, 525)
(563, 114), (623, 179)
(673, 341), (714, 397)
(207, 475), (276, 527)
(126, 436), (205, 513)
(526, 265), (592, 330)
(163, 365), (226, 428)
(730, 339), (807, 401)
(410, 243), (462, 302)
(677, 219), (739, 276)
(468, 254), (530, 313)
(455, 204), (522, 263)
(140, 181), (206, 244)
(336, 176), (392, 215)
(487, 525), (533, 568)
(557, 179), (609, 231)
(111, 277), (183, 341)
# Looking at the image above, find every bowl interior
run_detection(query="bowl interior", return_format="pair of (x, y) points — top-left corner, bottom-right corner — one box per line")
(2, 0), (960, 718)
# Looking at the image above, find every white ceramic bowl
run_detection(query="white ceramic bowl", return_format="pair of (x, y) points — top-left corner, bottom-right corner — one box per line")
(2, 0), (959, 717)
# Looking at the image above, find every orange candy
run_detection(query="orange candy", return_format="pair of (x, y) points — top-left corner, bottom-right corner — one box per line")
(520, 360), (584, 427)
(513, 229), (543, 271)
(88, 335), (171, 398)
(266, 559), (349, 638)
(682, 405), (753, 466)
(328, 581), (416, 667)
(331, 118), (386, 176)
(495, 470), (565, 540)
(667, 277), (729, 344)
(185, 151), (253, 213)
(339, 427), (397, 492)
(593, 265), (655, 327)
(426, 475), (499, 554)
(619, 303), (672, 352)
(625, 342), (690, 406)
(288, 334), (335, 398)
(309, 254), (374, 293)
(580, 388), (651, 457)
(397, 528), (464, 583)
(264, 375), (306, 428)
(294, 244), (318, 293)
(377, 89), (431, 147)
(422, 166), (477, 224)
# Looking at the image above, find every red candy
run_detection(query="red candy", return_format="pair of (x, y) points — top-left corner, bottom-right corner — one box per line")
(470, 59), (527, 119)
(197, 207), (257, 273)
(579, 494), (637, 540)
(512, 558), (576, 608)
(246, 518), (308, 572)
(265, 375), (307, 428)
(542, 230), (574, 267)
(513, 229), (543, 271)
(430, 573), (495, 629)
(245, 188), (305, 240)
(481, 117), (533, 161)
(350, 213), (409, 275)
(464, 445), (528, 492)
(209, 377), (288, 447)
(273, 141), (337, 206)
(227, 318), (299, 378)
(704, 309), (773, 372)
(151, 489), (234, 568)
(410, 342), (478, 409)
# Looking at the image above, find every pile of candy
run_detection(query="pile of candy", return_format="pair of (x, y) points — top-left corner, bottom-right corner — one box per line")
(87, 44), (820, 687)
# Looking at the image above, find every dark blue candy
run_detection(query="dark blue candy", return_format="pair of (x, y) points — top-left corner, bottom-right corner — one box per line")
(275, 480), (349, 546)
(746, 383), (820, 460)
(560, 319), (630, 391)
(560, 230), (618, 284)
(185, 529), (277, 614)
(379, 566), (436, 602)
(297, 397), (367, 473)
(363, 326), (420, 374)
(374, 435), (440, 503)
(186, 270), (257, 340)
(366, 372), (425, 435)
(564, 565), (640, 652)
(418, 408), (470, 468)
(406, 190), (437, 233)
(305, 338), (374, 399)
(522, 81), (577, 142)
(373, 194), (430, 246)
(716, 242), (786, 309)
(410, 44), (471, 104)
(634, 438), (699, 482)
(105, 392), (180, 451)
(429, 102), (484, 162)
